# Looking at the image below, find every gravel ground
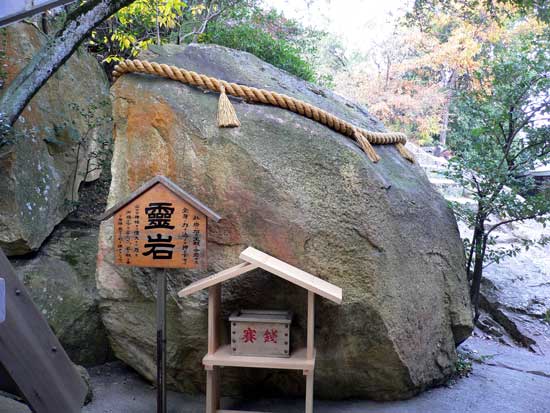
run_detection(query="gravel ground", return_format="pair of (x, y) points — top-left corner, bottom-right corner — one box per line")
(2, 337), (549, 413)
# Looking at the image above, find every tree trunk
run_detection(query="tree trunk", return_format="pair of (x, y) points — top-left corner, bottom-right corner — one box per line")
(439, 69), (457, 146)
(384, 57), (391, 91)
(440, 97), (451, 146)
(0, 0), (135, 128)
(155, 0), (161, 46)
(466, 234), (476, 282)
(470, 220), (487, 323)
(41, 12), (49, 34)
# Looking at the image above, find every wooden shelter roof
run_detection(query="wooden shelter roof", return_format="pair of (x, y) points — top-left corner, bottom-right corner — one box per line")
(98, 175), (221, 222)
(178, 247), (342, 304)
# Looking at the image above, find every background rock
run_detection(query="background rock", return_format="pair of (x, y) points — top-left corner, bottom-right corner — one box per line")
(481, 245), (550, 353)
(11, 214), (113, 366)
(97, 43), (472, 400)
(410, 144), (550, 354)
(0, 22), (111, 255)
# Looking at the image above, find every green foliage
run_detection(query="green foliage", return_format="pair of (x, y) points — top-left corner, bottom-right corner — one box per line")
(411, 0), (550, 25)
(454, 352), (473, 377)
(444, 24), (550, 317)
(89, 0), (188, 64)
(497, 0), (550, 22)
(88, 1), (326, 83)
(447, 27), (550, 227)
(201, 8), (319, 82)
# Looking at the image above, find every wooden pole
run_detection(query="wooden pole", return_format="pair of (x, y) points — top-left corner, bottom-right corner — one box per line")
(157, 270), (167, 413)
(207, 285), (221, 355)
(305, 372), (314, 413)
(307, 291), (315, 360)
(306, 291), (315, 413)
(205, 369), (218, 413)
(206, 285), (221, 412)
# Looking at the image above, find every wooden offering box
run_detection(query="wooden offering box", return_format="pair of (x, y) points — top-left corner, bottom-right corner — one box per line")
(230, 310), (292, 357)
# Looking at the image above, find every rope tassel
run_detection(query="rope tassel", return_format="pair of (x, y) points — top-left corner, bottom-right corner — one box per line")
(355, 131), (381, 163)
(217, 85), (240, 128)
(395, 142), (415, 163)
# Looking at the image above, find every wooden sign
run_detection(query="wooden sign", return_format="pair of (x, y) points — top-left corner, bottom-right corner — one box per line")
(0, 278), (4, 324)
(114, 184), (207, 269)
(100, 176), (221, 270)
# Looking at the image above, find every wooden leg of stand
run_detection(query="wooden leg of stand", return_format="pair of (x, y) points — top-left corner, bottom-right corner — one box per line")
(206, 368), (219, 413)
(305, 371), (314, 413)
(213, 368), (220, 411)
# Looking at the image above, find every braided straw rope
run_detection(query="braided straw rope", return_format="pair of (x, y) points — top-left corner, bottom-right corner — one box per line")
(112, 59), (414, 163)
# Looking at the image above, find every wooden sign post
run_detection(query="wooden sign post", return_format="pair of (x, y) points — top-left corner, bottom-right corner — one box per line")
(99, 175), (221, 413)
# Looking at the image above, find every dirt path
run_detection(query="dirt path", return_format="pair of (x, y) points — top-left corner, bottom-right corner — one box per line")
(2, 337), (549, 413)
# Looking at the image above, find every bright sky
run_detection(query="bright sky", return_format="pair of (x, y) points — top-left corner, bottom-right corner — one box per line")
(262, 0), (414, 54)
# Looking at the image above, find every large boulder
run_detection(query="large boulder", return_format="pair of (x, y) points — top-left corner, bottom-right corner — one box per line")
(97, 44), (472, 400)
(0, 22), (111, 255)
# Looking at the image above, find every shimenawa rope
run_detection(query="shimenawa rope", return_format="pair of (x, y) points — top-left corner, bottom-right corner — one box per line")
(112, 59), (415, 163)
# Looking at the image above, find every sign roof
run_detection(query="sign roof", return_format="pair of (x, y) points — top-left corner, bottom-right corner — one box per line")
(98, 175), (221, 222)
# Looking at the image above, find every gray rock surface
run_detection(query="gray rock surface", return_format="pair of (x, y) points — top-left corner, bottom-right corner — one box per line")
(481, 244), (550, 353)
(0, 394), (28, 413)
(0, 22), (111, 255)
(97, 43), (472, 400)
(11, 218), (112, 366)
